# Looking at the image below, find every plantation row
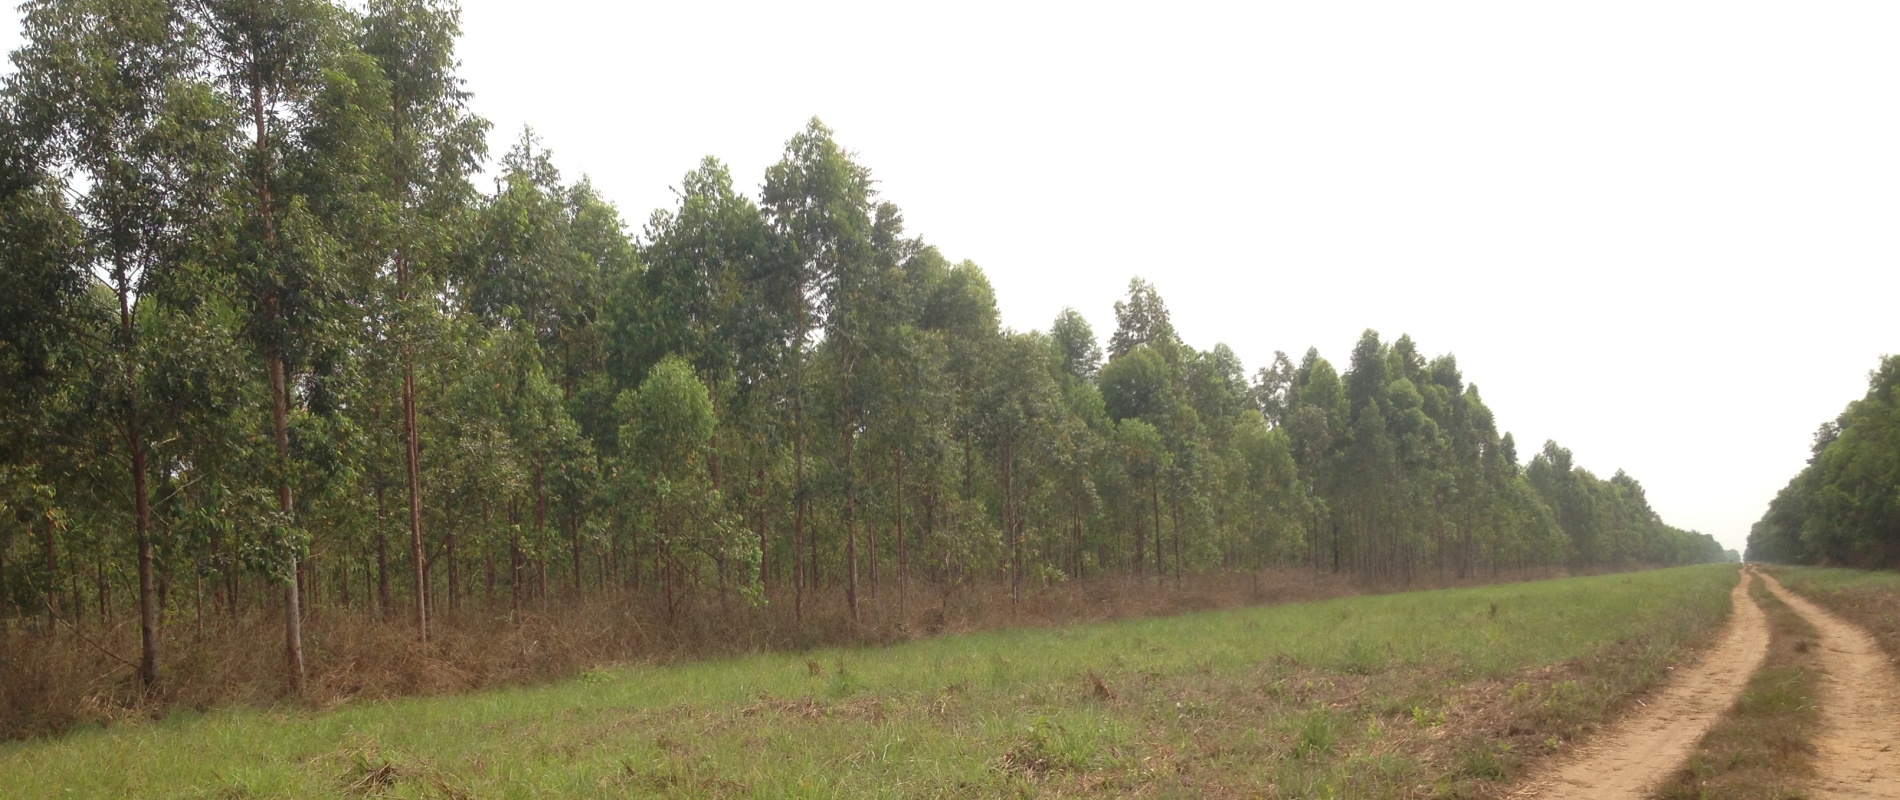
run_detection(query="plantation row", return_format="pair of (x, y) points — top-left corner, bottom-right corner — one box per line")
(0, 0), (1726, 690)
(1747, 355), (1900, 568)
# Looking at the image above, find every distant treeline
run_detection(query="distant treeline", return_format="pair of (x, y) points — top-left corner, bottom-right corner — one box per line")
(1747, 356), (1900, 568)
(0, 0), (1724, 690)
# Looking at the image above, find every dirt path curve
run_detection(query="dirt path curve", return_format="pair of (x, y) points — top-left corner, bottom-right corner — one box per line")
(1759, 572), (1900, 798)
(1516, 567), (1768, 799)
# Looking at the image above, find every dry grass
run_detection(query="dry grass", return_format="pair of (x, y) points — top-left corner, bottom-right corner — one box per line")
(0, 564), (1579, 743)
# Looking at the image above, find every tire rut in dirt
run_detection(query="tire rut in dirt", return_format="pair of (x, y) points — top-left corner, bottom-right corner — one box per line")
(1517, 567), (1768, 799)
(1760, 573), (1900, 799)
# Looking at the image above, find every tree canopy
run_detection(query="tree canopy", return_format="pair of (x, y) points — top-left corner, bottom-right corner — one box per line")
(1747, 355), (1900, 568)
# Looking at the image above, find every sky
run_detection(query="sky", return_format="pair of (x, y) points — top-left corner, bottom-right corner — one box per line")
(5, 2), (1897, 555)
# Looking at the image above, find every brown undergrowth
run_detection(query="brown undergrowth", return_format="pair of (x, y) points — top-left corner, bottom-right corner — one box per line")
(1652, 573), (1822, 799)
(0, 565), (1579, 743)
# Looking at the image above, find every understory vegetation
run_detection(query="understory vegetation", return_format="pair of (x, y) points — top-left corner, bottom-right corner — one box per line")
(0, 565), (1738, 799)
(1, 0), (1724, 720)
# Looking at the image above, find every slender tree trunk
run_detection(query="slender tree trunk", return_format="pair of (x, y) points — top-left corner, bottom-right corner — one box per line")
(42, 517), (56, 634)
(269, 353), (306, 691)
(1005, 441), (1020, 606)
(116, 281), (160, 688)
(1171, 493), (1183, 587)
(508, 499), (522, 622)
(1133, 489), (1146, 578)
(755, 466), (768, 591)
(376, 485), (391, 620)
(1152, 481), (1164, 580)
(403, 355), (427, 642)
(792, 300), (807, 623)
(844, 422), (859, 624)
(894, 449), (906, 613)
(446, 529), (459, 612)
(1072, 473), (1084, 580)
(130, 415), (157, 687)
(570, 514), (583, 597)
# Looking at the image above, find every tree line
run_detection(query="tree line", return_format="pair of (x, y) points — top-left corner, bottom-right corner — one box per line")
(0, 0), (1725, 692)
(1746, 355), (1900, 568)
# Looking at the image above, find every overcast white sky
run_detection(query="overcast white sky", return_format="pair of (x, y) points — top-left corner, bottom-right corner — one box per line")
(6, 2), (1897, 554)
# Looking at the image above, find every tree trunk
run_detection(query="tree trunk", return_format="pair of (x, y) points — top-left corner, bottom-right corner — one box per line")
(1005, 440), (1020, 606)
(42, 516), (56, 634)
(792, 298), (807, 623)
(130, 413), (158, 687)
(116, 281), (160, 688)
(270, 352), (306, 692)
(403, 358), (426, 641)
(894, 449), (907, 613)
(570, 514), (583, 597)
(844, 423), (859, 624)
(377, 492), (391, 620)
(446, 529), (459, 612)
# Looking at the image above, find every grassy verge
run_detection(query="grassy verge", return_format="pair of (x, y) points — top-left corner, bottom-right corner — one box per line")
(0, 569), (1381, 741)
(0, 565), (1737, 799)
(1653, 572), (1821, 799)
(1758, 565), (1900, 664)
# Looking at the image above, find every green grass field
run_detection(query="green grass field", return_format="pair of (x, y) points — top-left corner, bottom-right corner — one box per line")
(0, 565), (1739, 799)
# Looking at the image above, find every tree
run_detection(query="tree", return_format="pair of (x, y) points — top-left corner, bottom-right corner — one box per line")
(761, 117), (876, 621)
(360, 0), (488, 641)
(9, 0), (234, 686)
(1049, 307), (1102, 383)
(1107, 277), (1177, 360)
(194, 0), (384, 691)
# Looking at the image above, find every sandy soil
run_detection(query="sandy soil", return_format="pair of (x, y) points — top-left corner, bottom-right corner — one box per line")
(1516, 567), (1768, 798)
(1760, 572), (1900, 799)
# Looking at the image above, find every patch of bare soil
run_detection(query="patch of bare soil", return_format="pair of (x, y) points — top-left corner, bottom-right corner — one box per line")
(1516, 567), (1768, 798)
(1761, 572), (1900, 799)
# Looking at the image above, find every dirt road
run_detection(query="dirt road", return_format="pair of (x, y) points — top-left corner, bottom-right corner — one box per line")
(1760, 572), (1900, 799)
(1519, 567), (1769, 798)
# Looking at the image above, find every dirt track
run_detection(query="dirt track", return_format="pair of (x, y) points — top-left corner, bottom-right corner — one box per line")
(1760, 572), (1900, 799)
(1519, 567), (1769, 798)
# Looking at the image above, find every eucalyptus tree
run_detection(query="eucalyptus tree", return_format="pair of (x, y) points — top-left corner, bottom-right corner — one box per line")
(0, 140), (82, 635)
(760, 117), (876, 619)
(1106, 277), (1177, 360)
(618, 355), (739, 618)
(8, 0), (235, 685)
(192, 0), (386, 690)
(634, 156), (780, 591)
(462, 131), (607, 594)
(360, 0), (488, 641)
(1049, 307), (1102, 384)
(979, 331), (1060, 604)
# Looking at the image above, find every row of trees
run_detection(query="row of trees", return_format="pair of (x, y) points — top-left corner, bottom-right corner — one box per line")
(0, 0), (1725, 691)
(1746, 356), (1900, 567)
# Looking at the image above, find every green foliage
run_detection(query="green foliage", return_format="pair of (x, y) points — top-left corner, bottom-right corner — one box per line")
(0, 0), (1719, 675)
(1748, 355), (1900, 567)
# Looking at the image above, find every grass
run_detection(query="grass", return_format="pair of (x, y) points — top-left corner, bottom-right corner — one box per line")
(0, 565), (1739, 799)
(0, 569), (1375, 741)
(1654, 573), (1821, 800)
